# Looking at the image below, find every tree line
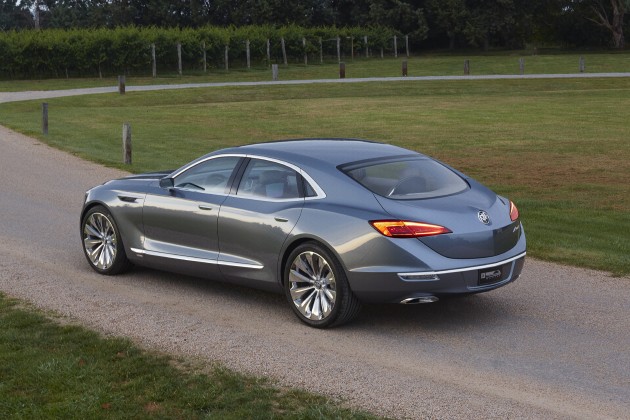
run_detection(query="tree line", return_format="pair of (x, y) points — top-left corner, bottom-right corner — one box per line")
(1, 1), (629, 49)
(0, 25), (402, 78)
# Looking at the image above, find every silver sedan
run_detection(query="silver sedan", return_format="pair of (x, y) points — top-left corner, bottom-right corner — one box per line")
(81, 139), (526, 328)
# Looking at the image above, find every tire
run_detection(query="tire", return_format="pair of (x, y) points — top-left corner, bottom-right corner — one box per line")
(81, 205), (131, 275)
(284, 242), (361, 328)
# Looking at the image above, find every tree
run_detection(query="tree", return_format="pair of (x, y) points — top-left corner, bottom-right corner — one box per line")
(368, 0), (428, 40)
(587, 0), (630, 48)
(426, 0), (468, 49)
(463, 0), (516, 50)
(0, 0), (33, 29)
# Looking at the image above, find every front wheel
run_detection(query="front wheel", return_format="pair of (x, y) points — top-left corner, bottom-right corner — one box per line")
(81, 205), (131, 275)
(284, 242), (361, 328)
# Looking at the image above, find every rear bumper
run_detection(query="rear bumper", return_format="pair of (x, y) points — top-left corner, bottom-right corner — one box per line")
(347, 252), (526, 303)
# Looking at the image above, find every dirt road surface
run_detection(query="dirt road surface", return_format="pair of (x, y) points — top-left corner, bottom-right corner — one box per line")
(2, 72), (630, 104)
(1, 125), (628, 419)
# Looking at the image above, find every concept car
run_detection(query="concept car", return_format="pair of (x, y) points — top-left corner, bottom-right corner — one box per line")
(81, 139), (526, 327)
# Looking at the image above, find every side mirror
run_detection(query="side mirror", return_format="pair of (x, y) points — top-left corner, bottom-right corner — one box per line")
(159, 177), (174, 189)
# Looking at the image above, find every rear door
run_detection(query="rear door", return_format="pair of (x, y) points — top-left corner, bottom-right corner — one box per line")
(217, 158), (305, 287)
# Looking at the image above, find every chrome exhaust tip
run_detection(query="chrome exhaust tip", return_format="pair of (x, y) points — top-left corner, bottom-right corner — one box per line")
(400, 296), (439, 304)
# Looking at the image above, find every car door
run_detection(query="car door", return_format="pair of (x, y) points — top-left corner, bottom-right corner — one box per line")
(217, 158), (305, 287)
(142, 156), (242, 275)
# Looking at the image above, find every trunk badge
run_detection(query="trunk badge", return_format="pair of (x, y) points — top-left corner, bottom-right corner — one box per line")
(477, 210), (491, 225)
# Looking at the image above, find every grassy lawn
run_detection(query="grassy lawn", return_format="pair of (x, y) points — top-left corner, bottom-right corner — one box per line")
(0, 293), (375, 419)
(0, 55), (628, 418)
(1, 51), (629, 92)
(1, 77), (629, 278)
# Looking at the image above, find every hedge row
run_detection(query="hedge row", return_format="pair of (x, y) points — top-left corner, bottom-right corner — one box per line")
(0, 25), (401, 79)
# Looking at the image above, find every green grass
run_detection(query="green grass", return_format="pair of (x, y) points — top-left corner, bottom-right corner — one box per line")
(1, 51), (629, 92)
(0, 293), (375, 419)
(0, 76), (628, 276)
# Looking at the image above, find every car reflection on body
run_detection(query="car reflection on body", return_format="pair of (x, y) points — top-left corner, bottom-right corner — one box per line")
(81, 139), (525, 328)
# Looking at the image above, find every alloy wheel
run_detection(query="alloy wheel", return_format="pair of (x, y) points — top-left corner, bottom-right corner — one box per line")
(83, 212), (118, 270)
(288, 251), (337, 321)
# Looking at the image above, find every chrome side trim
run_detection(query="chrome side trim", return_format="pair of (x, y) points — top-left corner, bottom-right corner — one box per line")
(216, 260), (263, 269)
(397, 252), (526, 278)
(130, 247), (264, 270)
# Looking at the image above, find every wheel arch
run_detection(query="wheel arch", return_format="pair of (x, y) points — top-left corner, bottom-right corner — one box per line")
(80, 200), (108, 222)
(278, 235), (348, 287)
(81, 200), (134, 256)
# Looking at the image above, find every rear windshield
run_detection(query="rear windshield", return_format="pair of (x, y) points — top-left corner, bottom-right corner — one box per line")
(342, 158), (468, 199)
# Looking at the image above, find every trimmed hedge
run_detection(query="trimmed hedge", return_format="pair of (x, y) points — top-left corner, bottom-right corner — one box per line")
(0, 25), (400, 79)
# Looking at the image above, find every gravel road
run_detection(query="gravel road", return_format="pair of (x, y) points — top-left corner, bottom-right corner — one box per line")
(1, 124), (629, 419)
(2, 72), (630, 104)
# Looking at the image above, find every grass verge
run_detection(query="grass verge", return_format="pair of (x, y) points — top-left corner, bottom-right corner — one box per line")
(0, 78), (628, 276)
(1, 52), (629, 92)
(0, 293), (375, 419)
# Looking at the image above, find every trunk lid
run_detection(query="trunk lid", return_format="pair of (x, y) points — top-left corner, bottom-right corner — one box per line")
(374, 182), (521, 259)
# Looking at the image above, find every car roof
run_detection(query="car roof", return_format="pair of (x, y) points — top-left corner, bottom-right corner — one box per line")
(216, 139), (420, 169)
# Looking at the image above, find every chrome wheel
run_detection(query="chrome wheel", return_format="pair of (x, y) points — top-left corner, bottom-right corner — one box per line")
(83, 212), (118, 270)
(289, 251), (337, 321)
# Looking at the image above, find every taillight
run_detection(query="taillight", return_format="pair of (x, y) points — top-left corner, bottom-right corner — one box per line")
(370, 220), (451, 238)
(509, 200), (519, 221)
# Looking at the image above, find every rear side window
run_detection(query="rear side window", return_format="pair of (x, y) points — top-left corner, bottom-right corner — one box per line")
(237, 159), (301, 200)
(343, 158), (468, 199)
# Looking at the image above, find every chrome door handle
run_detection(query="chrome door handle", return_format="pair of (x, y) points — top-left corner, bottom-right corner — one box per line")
(198, 205), (213, 211)
(274, 217), (289, 222)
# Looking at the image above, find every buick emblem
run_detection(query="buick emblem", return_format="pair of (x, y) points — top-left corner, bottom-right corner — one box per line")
(477, 210), (491, 225)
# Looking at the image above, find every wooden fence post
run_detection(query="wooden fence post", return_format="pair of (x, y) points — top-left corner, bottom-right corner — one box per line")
(350, 36), (354, 60)
(339, 62), (346, 79)
(177, 42), (182, 76)
(364, 35), (368, 58)
(402, 60), (408, 77)
(281, 37), (287, 66)
(122, 123), (132, 165)
(579, 56), (585, 73)
(319, 37), (323, 64)
(224, 45), (229, 71)
(151, 43), (156, 78)
(202, 41), (207, 73)
(519, 58), (525, 75)
(405, 35), (409, 57)
(464, 59), (470, 75)
(266, 39), (271, 66)
(42, 103), (48, 135)
(303, 37), (307, 65)
(246, 39), (251, 69)
(272, 64), (279, 81)
(118, 75), (125, 94)
(393, 35), (398, 58)
(336, 36), (341, 63)
(380, 48), (384, 59)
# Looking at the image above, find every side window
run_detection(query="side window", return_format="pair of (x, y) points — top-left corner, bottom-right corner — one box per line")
(237, 160), (300, 199)
(174, 156), (240, 194)
(303, 180), (317, 198)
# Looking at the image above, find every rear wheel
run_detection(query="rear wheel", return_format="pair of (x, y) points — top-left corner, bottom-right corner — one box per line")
(284, 242), (361, 328)
(81, 205), (131, 275)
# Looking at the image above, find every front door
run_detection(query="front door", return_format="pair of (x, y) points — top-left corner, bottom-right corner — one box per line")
(142, 156), (242, 274)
